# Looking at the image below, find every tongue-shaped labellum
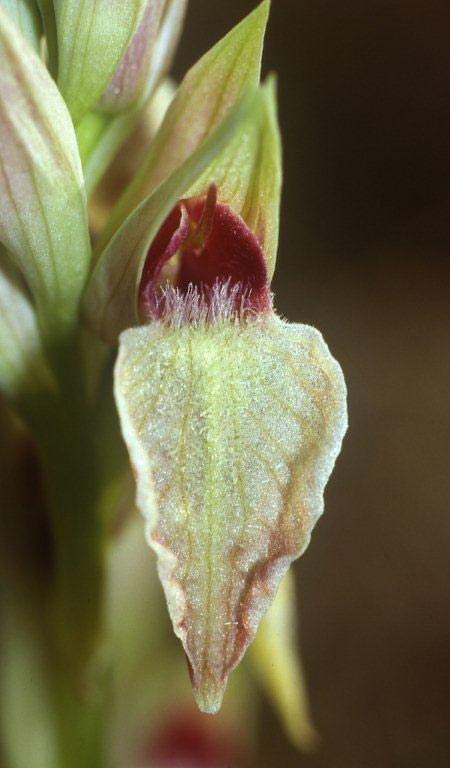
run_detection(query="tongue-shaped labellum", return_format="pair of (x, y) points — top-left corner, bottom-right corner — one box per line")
(114, 189), (347, 713)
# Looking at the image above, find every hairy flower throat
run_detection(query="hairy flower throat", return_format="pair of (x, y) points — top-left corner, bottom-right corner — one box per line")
(139, 184), (272, 322)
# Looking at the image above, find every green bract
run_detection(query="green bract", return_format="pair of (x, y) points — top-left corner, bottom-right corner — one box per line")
(77, 81), (175, 197)
(0, 0), (42, 50)
(54, 0), (147, 124)
(249, 571), (318, 750)
(0, 8), (90, 342)
(75, 0), (186, 196)
(186, 75), (282, 279)
(0, 256), (54, 401)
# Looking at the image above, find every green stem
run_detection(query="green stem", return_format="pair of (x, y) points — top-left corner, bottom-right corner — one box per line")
(76, 108), (140, 197)
(25, 332), (108, 768)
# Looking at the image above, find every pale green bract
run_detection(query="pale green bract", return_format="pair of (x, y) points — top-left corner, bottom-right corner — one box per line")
(0, 260), (54, 400)
(0, 0), (42, 51)
(186, 76), (282, 279)
(0, 8), (90, 341)
(54, 0), (147, 124)
(114, 311), (347, 713)
(249, 570), (318, 749)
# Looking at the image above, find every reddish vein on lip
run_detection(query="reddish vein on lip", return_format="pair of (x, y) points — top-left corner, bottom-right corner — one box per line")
(139, 183), (271, 321)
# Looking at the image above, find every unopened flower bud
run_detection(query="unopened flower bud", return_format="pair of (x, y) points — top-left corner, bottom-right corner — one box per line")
(98, 0), (187, 114)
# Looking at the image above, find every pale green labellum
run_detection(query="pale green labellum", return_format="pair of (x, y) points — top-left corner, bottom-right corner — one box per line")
(0, 256), (54, 401)
(54, 0), (147, 124)
(0, 0), (42, 51)
(98, 0), (270, 250)
(84, 90), (258, 344)
(114, 312), (347, 713)
(0, 9), (91, 341)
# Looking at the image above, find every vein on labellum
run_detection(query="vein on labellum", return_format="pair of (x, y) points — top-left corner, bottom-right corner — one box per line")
(114, 186), (347, 713)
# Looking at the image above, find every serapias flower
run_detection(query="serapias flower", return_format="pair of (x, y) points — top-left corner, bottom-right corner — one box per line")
(0, 0), (348, 761)
(113, 198), (347, 715)
(85, 1), (348, 715)
(138, 183), (271, 322)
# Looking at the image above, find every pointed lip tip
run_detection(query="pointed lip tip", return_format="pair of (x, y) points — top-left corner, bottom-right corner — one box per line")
(193, 684), (225, 716)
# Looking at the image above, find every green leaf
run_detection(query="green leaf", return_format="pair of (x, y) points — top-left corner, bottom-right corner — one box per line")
(54, 0), (147, 124)
(114, 312), (347, 713)
(0, 8), (91, 342)
(0, 255), (54, 402)
(84, 89), (258, 344)
(249, 570), (319, 751)
(98, 0), (270, 251)
(0, 0), (42, 51)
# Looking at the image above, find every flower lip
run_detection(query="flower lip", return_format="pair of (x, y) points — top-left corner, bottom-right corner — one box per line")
(139, 183), (271, 323)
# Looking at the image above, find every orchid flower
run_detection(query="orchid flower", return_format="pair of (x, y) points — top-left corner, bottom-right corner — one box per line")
(0, 1), (347, 765)
(86, 0), (347, 714)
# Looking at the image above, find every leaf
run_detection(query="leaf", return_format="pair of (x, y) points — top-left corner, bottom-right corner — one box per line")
(249, 570), (319, 751)
(97, 0), (270, 250)
(54, 0), (147, 124)
(0, 255), (54, 401)
(84, 89), (258, 344)
(114, 312), (347, 713)
(0, 0), (42, 51)
(0, 9), (91, 342)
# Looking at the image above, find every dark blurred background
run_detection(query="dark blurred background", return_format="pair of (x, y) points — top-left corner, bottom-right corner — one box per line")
(175, 2), (450, 766)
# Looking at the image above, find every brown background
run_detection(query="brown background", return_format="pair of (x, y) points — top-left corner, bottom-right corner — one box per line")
(175, 2), (450, 766)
